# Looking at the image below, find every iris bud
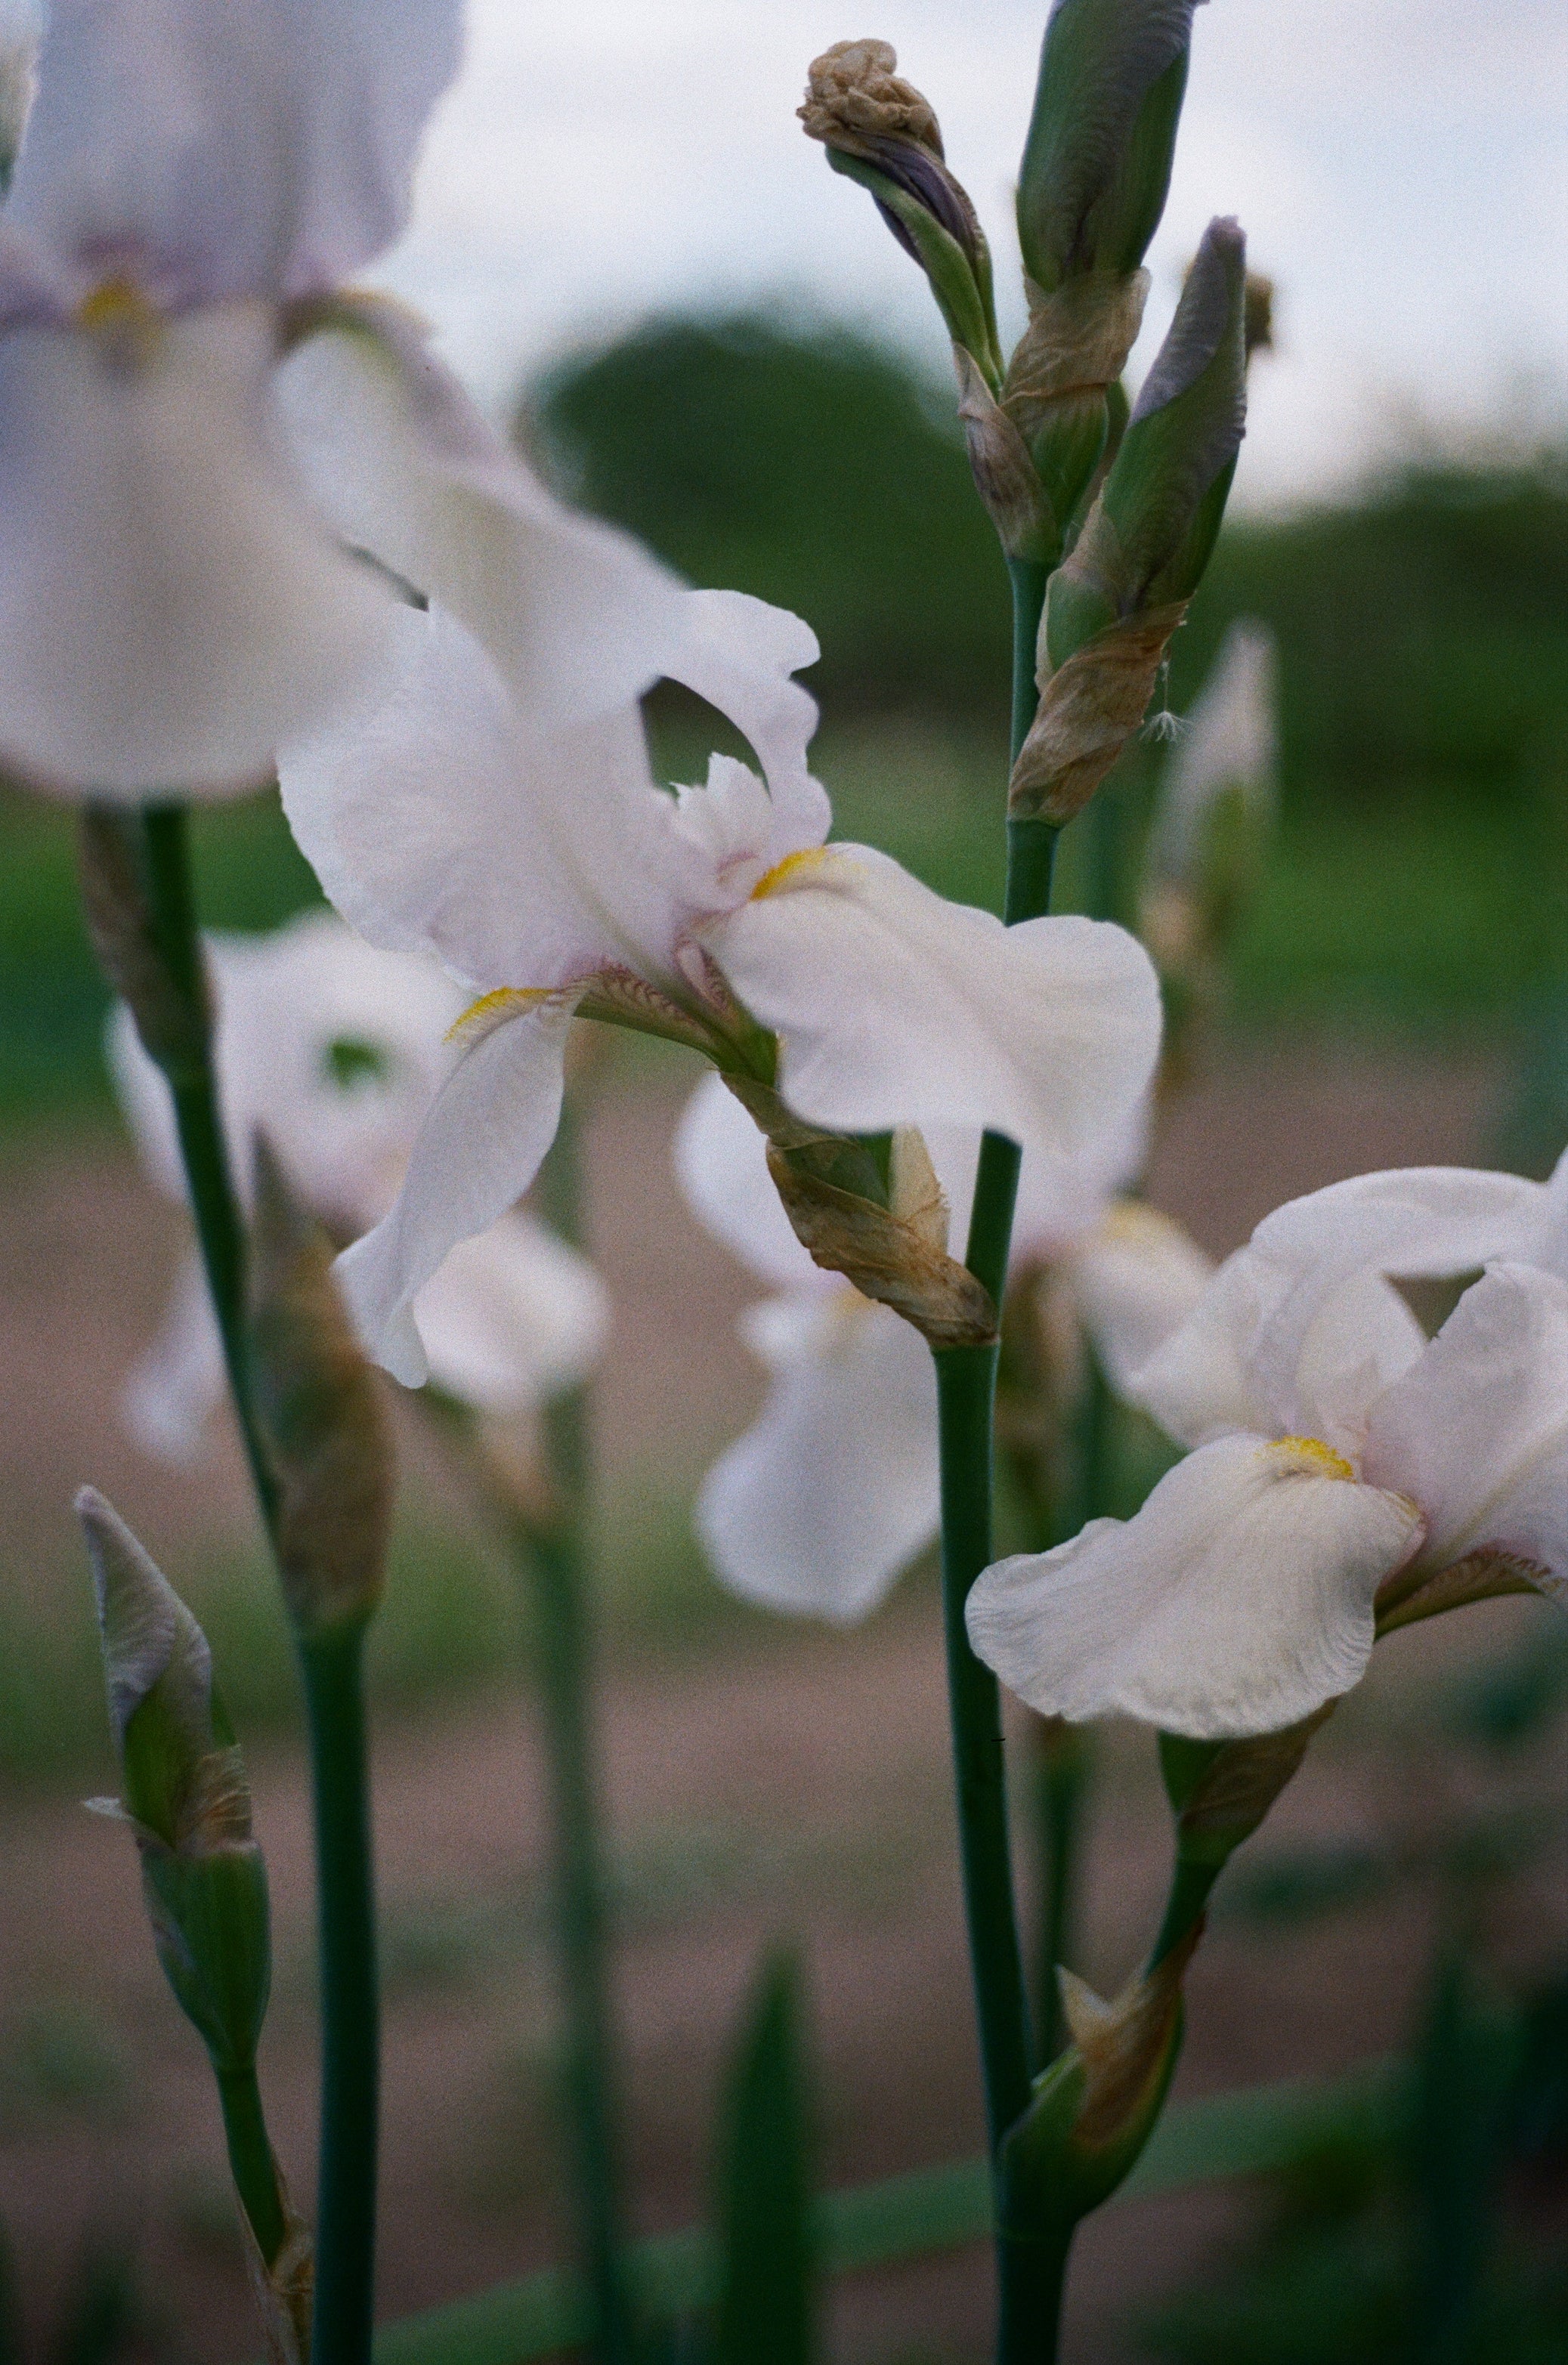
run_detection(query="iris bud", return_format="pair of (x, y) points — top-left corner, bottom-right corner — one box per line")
(1011, 216), (1248, 825)
(81, 1489), (271, 2078)
(1017, 0), (1205, 292)
(800, 40), (1003, 390)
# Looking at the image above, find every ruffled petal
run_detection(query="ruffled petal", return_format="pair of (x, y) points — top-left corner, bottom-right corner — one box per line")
(280, 602), (683, 989)
(274, 305), (690, 729)
(0, 305), (392, 796)
(10, 0), (461, 302)
(1133, 1244), (1427, 1455)
(673, 1070), (825, 1294)
(413, 1211), (608, 1414)
(663, 589), (827, 852)
(707, 846), (1161, 1158)
(698, 1288), (939, 1622)
(1070, 1202), (1214, 1397)
(1363, 1263), (1568, 1603)
(1245, 1164), (1548, 1424)
(122, 1249), (225, 1463)
(966, 1433), (1425, 1739)
(332, 997), (575, 1387)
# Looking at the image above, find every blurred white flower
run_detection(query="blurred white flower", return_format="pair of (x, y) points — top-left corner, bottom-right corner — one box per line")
(673, 1071), (1208, 1622)
(1146, 621), (1277, 889)
(968, 1159), (1568, 1742)
(110, 908), (606, 1460)
(280, 594), (1164, 1395)
(0, 0), (688, 801)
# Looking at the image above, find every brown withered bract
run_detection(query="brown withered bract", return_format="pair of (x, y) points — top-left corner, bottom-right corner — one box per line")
(723, 1073), (997, 1349)
(249, 1137), (394, 1637)
(1010, 601), (1189, 825)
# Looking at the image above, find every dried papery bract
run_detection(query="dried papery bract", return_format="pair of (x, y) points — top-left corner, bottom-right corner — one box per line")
(249, 1138), (394, 1638)
(1011, 215), (1248, 826)
(724, 1073), (997, 1348)
(78, 1491), (311, 2349)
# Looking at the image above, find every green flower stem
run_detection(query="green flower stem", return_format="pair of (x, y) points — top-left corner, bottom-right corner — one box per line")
(511, 1479), (634, 2365)
(301, 1624), (380, 2365)
(1032, 1719), (1089, 2064)
(217, 2062), (290, 2265)
(1149, 1856), (1222, 1973)
(519, 1108), (632, 2364)
(139, 806), (280, 1532)
(932, 558), (1065, 2360)
(136, 808), (381, 2362)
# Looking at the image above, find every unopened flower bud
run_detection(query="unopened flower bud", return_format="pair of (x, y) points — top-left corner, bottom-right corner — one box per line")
(999, 1922), (1199, 2233)
(249, 1137), (394, 1637)
(1010, 217), (1248, 826)
(80, 1489), (271, 2076)
(1018, 0), (1205, 292)
(801, 40), (1003, 387)
(724, 1074), (997, 1348)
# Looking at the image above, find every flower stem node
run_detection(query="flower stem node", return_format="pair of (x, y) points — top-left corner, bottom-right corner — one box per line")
(79, 1489), (272, 2074)
(725, 1074), (998, 1349)
(249, 1138), (394, 1638)
(799, 40), (1003, 389)
(999, 1924), (1198, 2235)
(1010, 215), (1248, 825)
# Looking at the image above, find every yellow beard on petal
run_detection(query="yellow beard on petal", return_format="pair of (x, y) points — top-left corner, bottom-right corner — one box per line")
(1268, 1435), (1356, 1482)
(748, 846), (834, 900)
(447, 986), (558, 1049)
(76, 277), (165, 373)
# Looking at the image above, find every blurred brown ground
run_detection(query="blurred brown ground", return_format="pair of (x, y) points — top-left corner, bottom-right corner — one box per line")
(2, 1036), (1564, 2362)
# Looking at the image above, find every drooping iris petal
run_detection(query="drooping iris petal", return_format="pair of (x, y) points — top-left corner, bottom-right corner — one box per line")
(698, 1288), (940, 1622)
(412, 1212), (609, 1416)
(274, 308), (694, 729)
(1363, 1263), (1568, 1603)
(0, 305), (392, 794)
(966, 1432), (1424, 1739)
(673, 1069), (824, 1295)
(708, 846), (1161, 1158)
(1071, 1202), (1213, 1396)
(122, 1248), (226, 1462)
(280, 603), (685, 990)
(9, 0), (462, 305)
(332, 998), (577, 1387)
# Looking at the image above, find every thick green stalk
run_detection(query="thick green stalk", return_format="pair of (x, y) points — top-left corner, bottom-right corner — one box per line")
(139, 806), (279, 1529)
(136, 808), (380, 2360)
(522, 1116), (633, 2363)
(301, 1625), (380, 2365)
(217, 2063), (290, 2265)
(932, 557), (1062, 2360)
(512, 1461), (633, 2362)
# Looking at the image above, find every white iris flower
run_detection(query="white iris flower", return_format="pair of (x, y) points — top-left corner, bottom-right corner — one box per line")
(968, 1156), (1568, 1740)
(278, 595), (1163, 1392)
(110, 909), (606, 1458)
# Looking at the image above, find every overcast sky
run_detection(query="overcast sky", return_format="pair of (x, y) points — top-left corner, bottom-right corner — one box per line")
(380, 0), (1568, 510)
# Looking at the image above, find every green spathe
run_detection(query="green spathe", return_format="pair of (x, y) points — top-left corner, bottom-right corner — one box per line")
(1017, 0), (1205, 290)
(80, 1489), (274, 2075)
